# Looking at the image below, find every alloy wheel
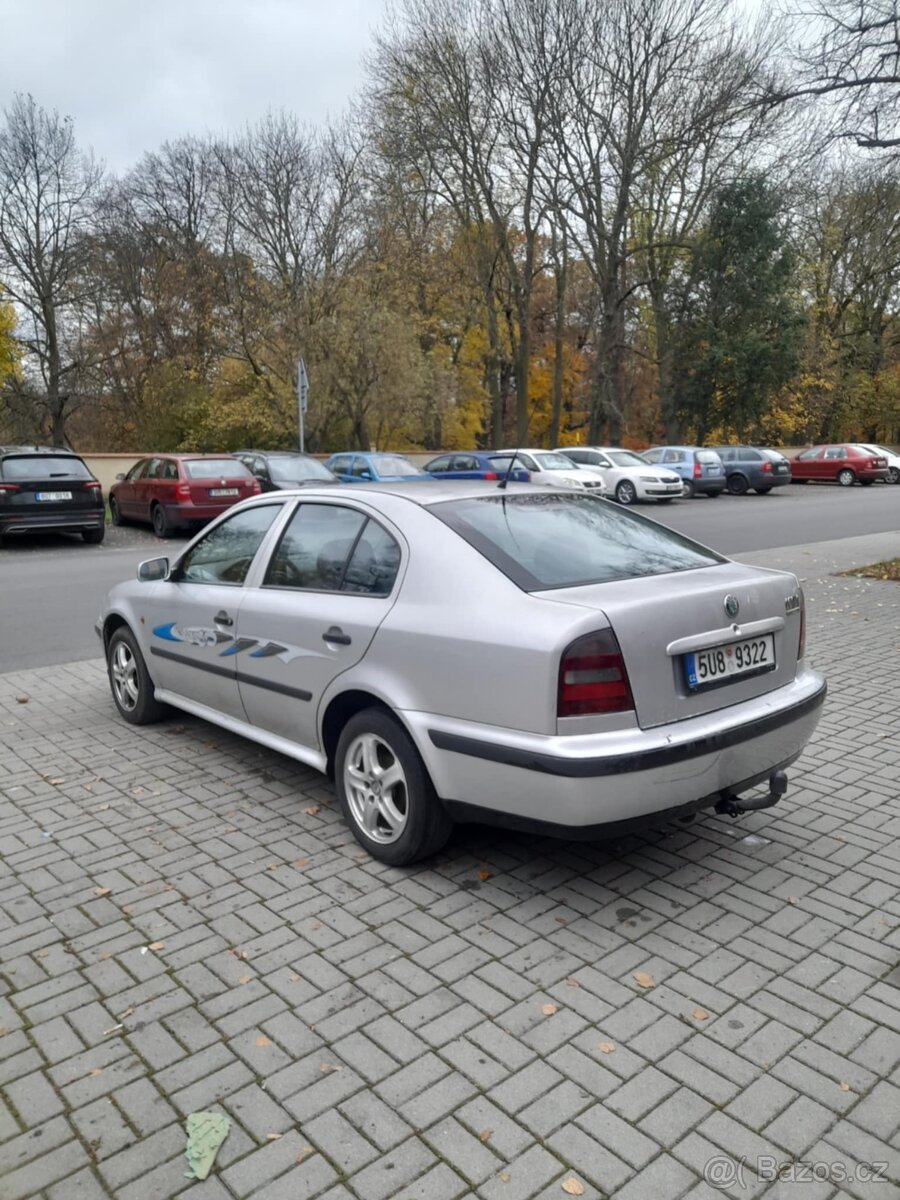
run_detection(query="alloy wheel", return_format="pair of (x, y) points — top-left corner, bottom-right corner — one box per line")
(616, 480), (636, 505)
(344, 732), (409, 844)
(837, 469), (855, 487)
(111, 640), (139, 711)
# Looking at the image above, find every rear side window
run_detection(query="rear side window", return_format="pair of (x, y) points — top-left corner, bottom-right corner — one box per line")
(265, 504), (400, 595)
(430, 493), (721, 590)
(184, 459), (251, 479)
(1, 455), (93, 480)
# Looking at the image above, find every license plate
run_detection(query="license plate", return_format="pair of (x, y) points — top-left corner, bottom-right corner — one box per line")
(684, 634), (776, 690)
(35, 491), (73, 501)
(209, 488), (238, 497)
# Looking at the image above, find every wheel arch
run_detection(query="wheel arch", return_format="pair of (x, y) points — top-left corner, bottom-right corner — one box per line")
(321, 689), (403, 780)
(102, 612), (132, 651)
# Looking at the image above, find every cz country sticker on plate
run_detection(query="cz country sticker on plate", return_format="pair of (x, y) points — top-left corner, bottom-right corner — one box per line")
(684, 634), (776, 690)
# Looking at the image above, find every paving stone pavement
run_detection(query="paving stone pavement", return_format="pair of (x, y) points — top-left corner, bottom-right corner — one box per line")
(1, 544), (900, 1199)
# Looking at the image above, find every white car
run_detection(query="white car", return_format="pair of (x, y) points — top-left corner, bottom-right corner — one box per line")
(494, 449), (608, 494)
(558, 446), (683, 505)
(860, 444), (900, 484)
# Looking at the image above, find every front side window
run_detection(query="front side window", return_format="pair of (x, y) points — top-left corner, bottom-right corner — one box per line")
(824, 447), (846, 460)
(452, 455), (479, 471)
(125, 460), (147, 482)
(329, 455), (351, 474)
(351, 457), (373, 478)
(179, 505), (280, 586)
(663, 450), (684, 464)
(430, 492), (722, 591)
(426, 456), (453, 473)
(797, 448), (823, 461)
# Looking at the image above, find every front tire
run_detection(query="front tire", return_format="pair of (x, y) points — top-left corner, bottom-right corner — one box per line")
(335, 708), (452, 865)
(110, 496), (124, 525)
(754, 486), (772, 495)
(887, 467), (900, 484)
(615, 480), (637, 505)
(837, 468), (856, 487)
(681, 480), (695, 499)
(107, 627), (168, 725)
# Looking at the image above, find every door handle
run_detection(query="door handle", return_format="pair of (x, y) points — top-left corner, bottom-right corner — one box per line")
(323, 625), (351, 646)
(214, 611), (233, 626)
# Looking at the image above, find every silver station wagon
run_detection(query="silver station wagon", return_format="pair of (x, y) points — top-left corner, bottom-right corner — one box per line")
(97, 483), (826, 864)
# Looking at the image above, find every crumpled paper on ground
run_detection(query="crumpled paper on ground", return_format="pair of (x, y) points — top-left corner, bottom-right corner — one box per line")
(185, 1111), (230, 1180)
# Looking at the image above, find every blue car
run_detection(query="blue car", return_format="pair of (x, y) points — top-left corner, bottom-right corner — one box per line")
(323, 452), (431, 483)
(641, 446), (726, 498)
(424, 451), (530, 482)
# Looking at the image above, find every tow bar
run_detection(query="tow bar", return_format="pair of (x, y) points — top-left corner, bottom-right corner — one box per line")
(714, 770), (788, 819)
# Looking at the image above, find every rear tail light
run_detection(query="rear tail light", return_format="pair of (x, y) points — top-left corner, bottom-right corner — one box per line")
(483, 471), (498, 480)
(761, 461), (772, 473)
(558, 630), (634, 717)
(870, 459), (880, 469)
(84, 480), (102, 490)
(251, 481), (261, 494)
(0, 483), (20, 494)
(176, 483), (191, 497)
(693, 463), (702, 478)
(798, 587), (806, 660)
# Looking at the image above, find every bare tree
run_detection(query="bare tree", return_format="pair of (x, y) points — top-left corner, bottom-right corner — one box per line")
(0, 94), (102, 443)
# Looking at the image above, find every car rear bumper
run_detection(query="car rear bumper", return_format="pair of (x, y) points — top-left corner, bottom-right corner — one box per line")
(409, 668), (826, 828)
(693, 478), (726, 494)
(0, 511), (104, 534)
(163, 502), (239, 523)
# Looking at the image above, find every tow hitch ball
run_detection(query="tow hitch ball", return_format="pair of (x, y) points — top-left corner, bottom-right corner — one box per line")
(715, 771), (788, 819)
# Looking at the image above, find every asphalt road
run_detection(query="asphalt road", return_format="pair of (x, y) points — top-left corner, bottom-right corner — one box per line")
(1, 481), (898, 673)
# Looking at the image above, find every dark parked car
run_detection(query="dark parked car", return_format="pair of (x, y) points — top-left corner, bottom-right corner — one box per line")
(710, 446), (792, 495)
(0, 446), (105, 544)
(424, 451), (530, 482)
(234, 451), (338, 491)
(110, 454), (260, 537)
(790, 444), (889, 487)
(641, 446), (726, 498)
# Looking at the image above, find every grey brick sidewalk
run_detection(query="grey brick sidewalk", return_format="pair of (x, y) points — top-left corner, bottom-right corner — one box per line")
(2, 551), (900, 1199)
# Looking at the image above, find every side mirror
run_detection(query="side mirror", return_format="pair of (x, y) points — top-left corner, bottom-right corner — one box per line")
(137, 556), (170, 582)
(116, 473), (126, 481)
(359, 470), (373, 480)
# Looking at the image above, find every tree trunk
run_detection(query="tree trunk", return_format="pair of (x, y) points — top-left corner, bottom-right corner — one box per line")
(550, 237), (567, 449)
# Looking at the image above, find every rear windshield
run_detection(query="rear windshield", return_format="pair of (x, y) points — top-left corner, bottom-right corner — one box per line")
(1, 455), (92, 480)
(429, 492), (722, 590)
(268, 456), (336, 482)
(184, 458), (251, 480)
(695, 450), (721, 463)
(372, 456), (422, 477)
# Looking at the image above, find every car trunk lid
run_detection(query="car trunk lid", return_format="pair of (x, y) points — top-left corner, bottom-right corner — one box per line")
(182, 459), (257, 506)
(535, 562), (801, 729)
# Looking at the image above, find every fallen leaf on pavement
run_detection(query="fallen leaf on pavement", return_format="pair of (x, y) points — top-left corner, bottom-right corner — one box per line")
(562, 1180), (585, 1196)
(477, 869), (490, 881)
(266, 1133), (282, 1140)
(542, 1003), (558, 1016)
(840, 1081), (851, 1092)
(88, 1068), (102, 1077)
(15, 695), (28, 703)
(94, 803), (110, 811)
(238, 975), (252, 985)
(787, 896), (799, 905)
(597, 1042), (615, 1054)
(303, 805), (320, 816)
(691, 1008), (708, 1021)
(296, 1146), (314, 1163)
(479, 1129), (493, 1142)
(565, 978), (580, 988)
(48, 777), (64, 785)
(633, 971), (655, 989)
(320, 1062), (343, 1073)
(288, 974), (301, 982)
(499, 1171), (510, 1183)
(294, 859), (308, 868)
(94, 887), (111, 897)
(255, 1036), (270, 1047)
(266, 864), (278, 872)
(148, 942), (164, 951)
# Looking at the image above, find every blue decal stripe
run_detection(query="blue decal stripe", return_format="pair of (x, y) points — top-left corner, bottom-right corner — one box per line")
(152, 623), (182, 642)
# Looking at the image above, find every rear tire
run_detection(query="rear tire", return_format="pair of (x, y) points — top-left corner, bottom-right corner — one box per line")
(860, 479), (874, 487)
(107, 627), (168, 725)
(681, 480), (695, 499)
(707, 489), (722, 498)
(615, 480), (637, 505)
(151, 503), (171, 538)
(83, 526), (105, 544)
(727, 473), (749, 496)
(754, 487), (772, 495)
(887, 467), (900, 484)
(837, 468), (856, 487)
(335, 708), (452, 865)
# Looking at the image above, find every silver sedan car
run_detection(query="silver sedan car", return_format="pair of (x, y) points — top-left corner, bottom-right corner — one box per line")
(97, 483), (826, 865)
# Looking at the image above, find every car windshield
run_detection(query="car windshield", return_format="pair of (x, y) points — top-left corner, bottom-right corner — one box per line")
(184, 459), (250, 479)
(268, 456), (336, 482)
(372, 456), (422, 476)
(429, 492), (722, 590)
(1, 455), (92, 480)
(607, 451), (648, 468)
(535, 453), (576, 470)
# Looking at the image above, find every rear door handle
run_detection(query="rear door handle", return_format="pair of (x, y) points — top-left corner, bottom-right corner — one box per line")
(214, 611), (233, 627)
(323, 625), (351, 646)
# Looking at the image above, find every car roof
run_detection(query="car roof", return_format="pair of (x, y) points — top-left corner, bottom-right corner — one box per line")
(236, 450), (317, 459)
(143, 452), (240, 460)
(238, 479), (540, 506)
(0, 445), (79, 456)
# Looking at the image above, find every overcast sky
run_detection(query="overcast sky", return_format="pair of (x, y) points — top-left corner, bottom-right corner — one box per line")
(0, 0), (388, 173)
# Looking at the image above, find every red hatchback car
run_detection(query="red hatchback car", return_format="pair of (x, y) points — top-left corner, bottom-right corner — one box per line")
(791, 444), (889, 487)
(110, 454), (261, 537)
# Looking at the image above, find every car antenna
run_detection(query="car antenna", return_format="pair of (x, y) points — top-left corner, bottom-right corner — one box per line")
(498, 448), (520, 491)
